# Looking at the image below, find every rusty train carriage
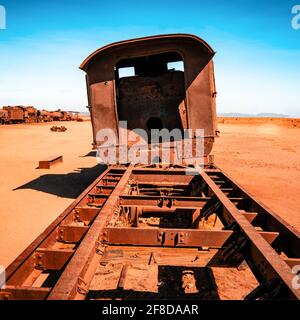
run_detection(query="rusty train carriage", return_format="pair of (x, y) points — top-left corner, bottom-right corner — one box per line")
(1, 34), (300, 300)
(24, 106), (38, 123)
(0, 108), (9, 124)
(2, 106), (25, 124)
(0, 107), (80, 124)
(80, 34), (217, 159)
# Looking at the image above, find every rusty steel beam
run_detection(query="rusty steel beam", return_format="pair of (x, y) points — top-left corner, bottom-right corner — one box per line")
(102, 227), (234, 247)
(120, 195), (209, 208)
(102, 227), (279, 248)
(38, 155), (63, 169)
(47, 166), (133, 300)
(198, 168), (300, 300)
(119, 194), (243, 209)
(0, 286), (51, 300)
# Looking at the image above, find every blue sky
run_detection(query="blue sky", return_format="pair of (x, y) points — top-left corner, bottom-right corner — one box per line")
(0, 0), (299, 115)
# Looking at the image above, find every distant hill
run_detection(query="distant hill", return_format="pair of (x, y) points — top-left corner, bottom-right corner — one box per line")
(218, 113), (289, 118)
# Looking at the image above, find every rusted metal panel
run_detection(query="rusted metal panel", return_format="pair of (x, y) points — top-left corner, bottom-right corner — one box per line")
(56, 225), (89, 243)
(34, 248), (74, 270)
(71, 207), (99, 225)
(89, 80), (119, 146)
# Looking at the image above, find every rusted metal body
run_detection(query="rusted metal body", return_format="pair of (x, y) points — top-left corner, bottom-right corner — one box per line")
(50, 110), (62, 121)
(37, 110), (53, 122)
(50, 125), (67, 132)
(60, 111), (72, 121)
(2, 106), (25, 124)
(80, 34), (217, 159)
(0, 107), (78, 125)
(24, 106), (37, 123)
(72, 112), (80, 121)
(0, 108), (9, 124)
(1, 34), (299, 300)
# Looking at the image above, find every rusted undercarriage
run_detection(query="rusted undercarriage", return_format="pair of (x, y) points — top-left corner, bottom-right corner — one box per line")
(1, 164), (299, 300)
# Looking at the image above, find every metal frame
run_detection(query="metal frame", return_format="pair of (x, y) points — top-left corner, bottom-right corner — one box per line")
(1, 165), (299, 300)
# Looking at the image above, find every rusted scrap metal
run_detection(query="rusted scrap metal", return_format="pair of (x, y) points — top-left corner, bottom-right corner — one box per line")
(24, 106), (38, 123)
(50, 125), (67, 132)
(0, 108), (8, 124)
(0, 165), (299, 300)
(101, 227), (234, 247)
(2, 106), (25, 124)
(0, 106), (81, 125)
(38, 155), (63, 169)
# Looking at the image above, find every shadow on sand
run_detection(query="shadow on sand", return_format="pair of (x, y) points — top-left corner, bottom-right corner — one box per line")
(13, 164), (107, 199)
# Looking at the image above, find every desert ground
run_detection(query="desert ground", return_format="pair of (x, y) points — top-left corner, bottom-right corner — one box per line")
(215, 117), (300, 232)
(0, 118), (299, 299)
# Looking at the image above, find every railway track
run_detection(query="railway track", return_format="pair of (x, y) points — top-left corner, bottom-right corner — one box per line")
(0, 164), (299, 300)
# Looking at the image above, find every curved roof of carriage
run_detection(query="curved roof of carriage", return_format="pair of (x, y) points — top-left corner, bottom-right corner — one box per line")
(80, 33), (215, 71)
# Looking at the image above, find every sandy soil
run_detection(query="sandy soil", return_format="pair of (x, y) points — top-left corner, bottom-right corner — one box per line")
(214, 121), (300, 232)
(0, 118), (299, 298)
(0, 121), (101, 267)
(218, 117), (300, 128)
